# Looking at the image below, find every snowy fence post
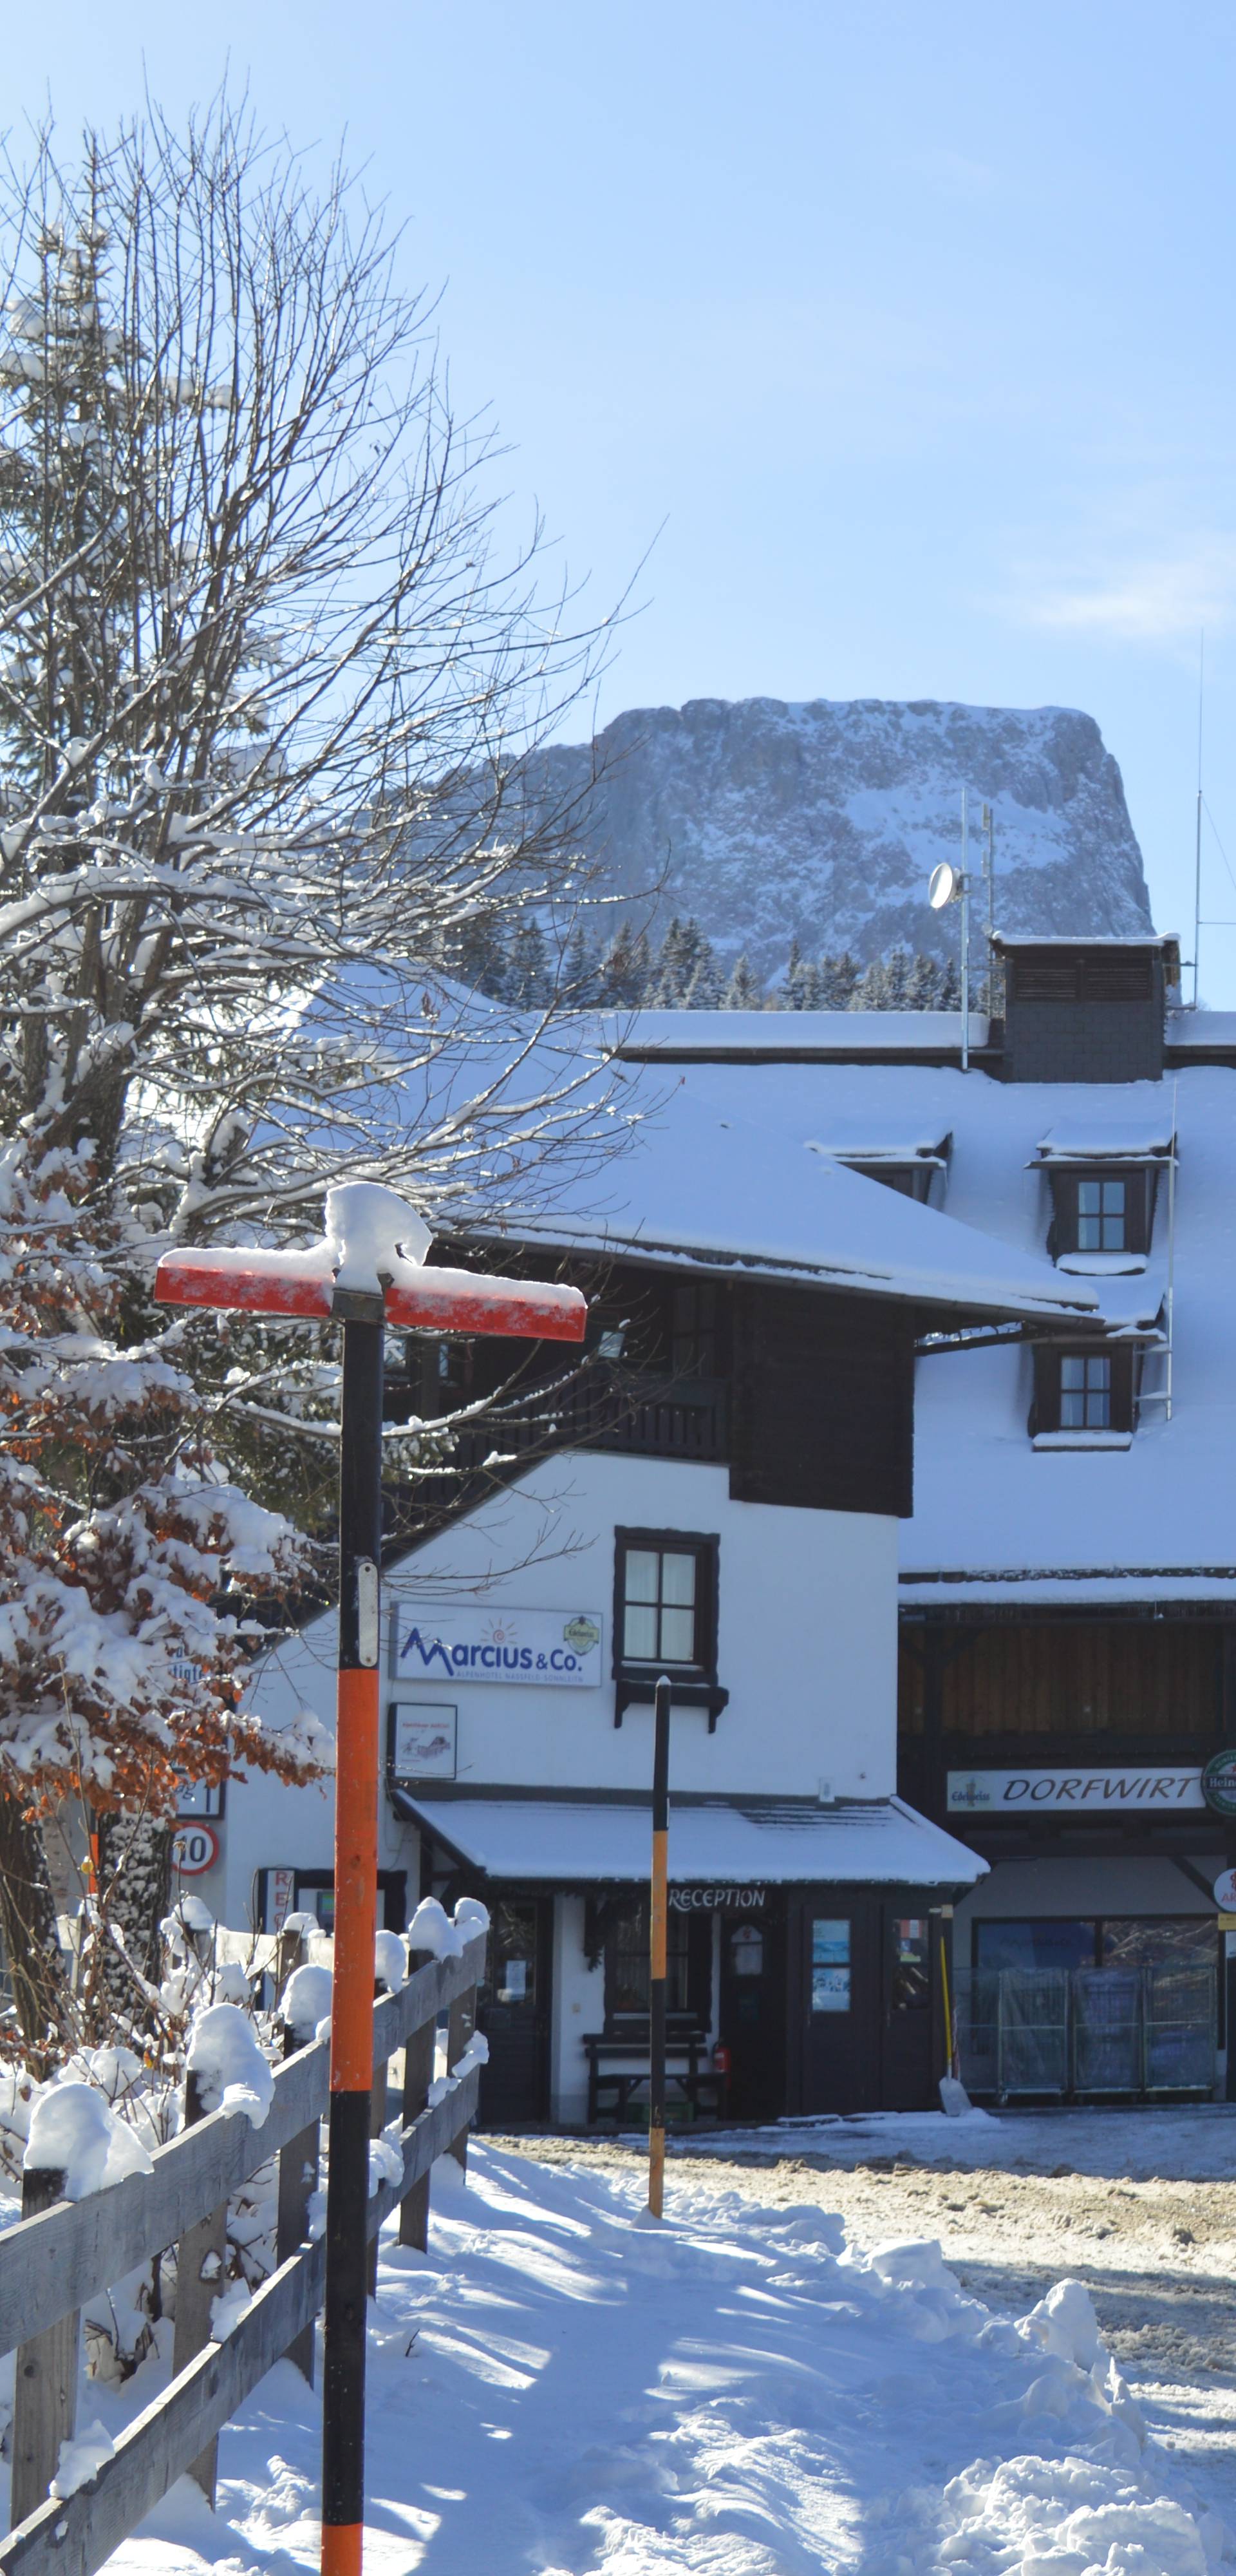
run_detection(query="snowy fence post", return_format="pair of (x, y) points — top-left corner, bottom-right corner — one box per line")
(445, 1985), (477, 2174)
(398, 1947), (436, 2250)
(277, 1946), (321, 2386)
(10, 2161), (77, 2528)
(172, 2070), (227, 2503)
(275, 1918), (306, 1996)
(366, 1976), (389, 2298)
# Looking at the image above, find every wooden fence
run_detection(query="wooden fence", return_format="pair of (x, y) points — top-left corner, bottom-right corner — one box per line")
(0, 1929), (485, 2576)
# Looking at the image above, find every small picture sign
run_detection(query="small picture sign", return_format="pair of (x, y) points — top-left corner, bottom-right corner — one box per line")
(388, 1701), (458, 1783)
(174, 1775), (223, 1819)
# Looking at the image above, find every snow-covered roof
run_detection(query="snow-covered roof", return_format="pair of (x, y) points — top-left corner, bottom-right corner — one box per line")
(504, 1010), (1231, 1605)
(1166, 1010), (1236, 1052)
(258, 970), (1090, 1327)
(806, 1122), (951, 1166)
(501, 1064), (1095, 1325)
(992, 933), (1176, 951)
(611, 1009), (991, 1058)
(397, 1794), (986, 1887)
(1035, 1121), (1174, 1162)
(636, 1047), (1226, 1604)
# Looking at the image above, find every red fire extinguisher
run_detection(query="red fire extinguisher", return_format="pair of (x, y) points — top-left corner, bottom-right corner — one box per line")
(712, 2041), (731, 2074)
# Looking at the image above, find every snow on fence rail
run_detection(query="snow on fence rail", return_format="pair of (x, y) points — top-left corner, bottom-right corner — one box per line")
(0, 1924), (487, 2576)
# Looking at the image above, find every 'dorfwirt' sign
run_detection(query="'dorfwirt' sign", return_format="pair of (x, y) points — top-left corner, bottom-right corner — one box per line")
(393, 1603), (604, 1689)
(947, 1765), (1205, 1814)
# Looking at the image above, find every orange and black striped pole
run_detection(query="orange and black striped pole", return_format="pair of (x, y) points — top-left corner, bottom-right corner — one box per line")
(153, 1204), (588, 2576)
(647, 1675), (671, 2218)
(321, 1290), (384, 2576)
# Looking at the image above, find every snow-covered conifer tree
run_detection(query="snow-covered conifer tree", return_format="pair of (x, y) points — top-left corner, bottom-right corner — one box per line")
(904, 951), (944, 1010)
(722, 952), (761, 1009)
(683, 943), (724, 1008)
(817, 951), (859, 1009)
(649, 918), (692, 1005)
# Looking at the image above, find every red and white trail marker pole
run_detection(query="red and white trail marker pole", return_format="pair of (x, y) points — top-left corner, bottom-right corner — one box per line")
(156, 1183), (585, 2576)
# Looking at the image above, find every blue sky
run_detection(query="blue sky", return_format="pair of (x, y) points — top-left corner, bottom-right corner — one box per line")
(10, 1), (1236, 991)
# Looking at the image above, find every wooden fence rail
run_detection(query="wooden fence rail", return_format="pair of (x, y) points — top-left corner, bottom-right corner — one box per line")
(0, 1929), (485, 2576)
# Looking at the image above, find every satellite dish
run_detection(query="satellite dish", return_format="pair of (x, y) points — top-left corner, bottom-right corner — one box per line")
(928, 861), (959, 910)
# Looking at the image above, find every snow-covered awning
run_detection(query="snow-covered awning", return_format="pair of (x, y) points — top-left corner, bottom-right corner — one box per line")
(395, 1794), (986, 1888)
(807, 1124), (952, 1168)
(1035, 1121), (1175, 1163)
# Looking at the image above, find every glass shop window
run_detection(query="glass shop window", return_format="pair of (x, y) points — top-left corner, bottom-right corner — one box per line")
(890, 1917), (930, 2011)
(810, 1917), (851, 2013)
(1100, 1918), (1218, 1971)
(974, 1920), (1098, 1974)
(607, 1900), (691, 2016)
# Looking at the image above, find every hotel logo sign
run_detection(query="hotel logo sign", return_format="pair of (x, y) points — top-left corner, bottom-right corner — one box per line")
(947, 1765), (1206, 1815)
(393, 1603), (604, 1689)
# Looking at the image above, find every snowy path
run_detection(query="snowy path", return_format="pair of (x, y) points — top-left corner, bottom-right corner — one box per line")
(59, 2138), (1233, 2576)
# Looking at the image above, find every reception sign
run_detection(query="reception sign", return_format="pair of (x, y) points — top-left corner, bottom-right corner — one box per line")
(393, 1603), (603, 1689)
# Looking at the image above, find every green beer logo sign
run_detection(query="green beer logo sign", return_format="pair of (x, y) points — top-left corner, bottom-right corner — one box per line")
(563, 1616), (601, 1654)
(1203, 1750), (1236, 1817)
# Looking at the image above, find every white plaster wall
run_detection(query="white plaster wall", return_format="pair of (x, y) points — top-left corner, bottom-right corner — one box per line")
(207, 1448), (899, 1929)
(203, 1730), (420, 1933)
(375, 1452), (897, 1799)
(551, 1896), (605, 2125)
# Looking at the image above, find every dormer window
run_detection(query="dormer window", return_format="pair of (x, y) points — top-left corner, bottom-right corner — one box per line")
(809, 1126), (951, 1206)
(1077, 1179), (1127, 1252)
(1034, 1124), (1173, 1268)
(1031, 1342), (1136, 1444)
(1061, 1352), (1112, 1428)
(1050, 1168), (1150, 1258)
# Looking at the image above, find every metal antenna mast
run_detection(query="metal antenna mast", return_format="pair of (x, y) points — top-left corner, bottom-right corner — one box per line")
(982, 801), (995, 1007)
(1194, 632), (1204, 1010)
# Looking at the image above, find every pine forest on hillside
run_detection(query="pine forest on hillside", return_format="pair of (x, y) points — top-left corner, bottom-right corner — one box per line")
(449, 909), (986, 1012)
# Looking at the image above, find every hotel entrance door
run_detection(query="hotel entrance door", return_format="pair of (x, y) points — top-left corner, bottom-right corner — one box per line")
(477, 1898), (551, 2128)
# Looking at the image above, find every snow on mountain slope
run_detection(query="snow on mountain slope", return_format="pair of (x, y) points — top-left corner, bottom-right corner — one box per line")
(520, 695), (1154, 981)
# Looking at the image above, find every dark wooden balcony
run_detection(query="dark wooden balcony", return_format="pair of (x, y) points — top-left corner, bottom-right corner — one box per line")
(424, 1365), (729, 1475)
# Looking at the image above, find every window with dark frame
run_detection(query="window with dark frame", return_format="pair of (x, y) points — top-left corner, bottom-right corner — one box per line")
(1061, 1352), (1111, 1429)
(619, 1536), (709, 1671)
(603, 1897), (711, 2025)
(1078, 1178), (1126, 1251)
(612, 1527), (725, 1726)
(1047, 1165), (1155, 1259)
(1033, 1343), (1135, 1437)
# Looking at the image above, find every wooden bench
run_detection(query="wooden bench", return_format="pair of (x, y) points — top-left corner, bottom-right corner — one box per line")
(583, 2026), (726, 2126)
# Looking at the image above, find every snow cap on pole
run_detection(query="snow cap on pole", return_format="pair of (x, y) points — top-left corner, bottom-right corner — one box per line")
(325, 1182), (433, 1291)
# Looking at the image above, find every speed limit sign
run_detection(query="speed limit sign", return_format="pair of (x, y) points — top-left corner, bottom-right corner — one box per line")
(171, 1822), (219, 1877)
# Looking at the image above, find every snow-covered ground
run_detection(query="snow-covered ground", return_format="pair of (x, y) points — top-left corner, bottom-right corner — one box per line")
(19, 2137), (1233, 2576)
(688, 2103), (1236, 2182)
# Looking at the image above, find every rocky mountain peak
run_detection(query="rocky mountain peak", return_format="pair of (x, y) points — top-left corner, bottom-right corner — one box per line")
(518, 694), (1154, 985)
